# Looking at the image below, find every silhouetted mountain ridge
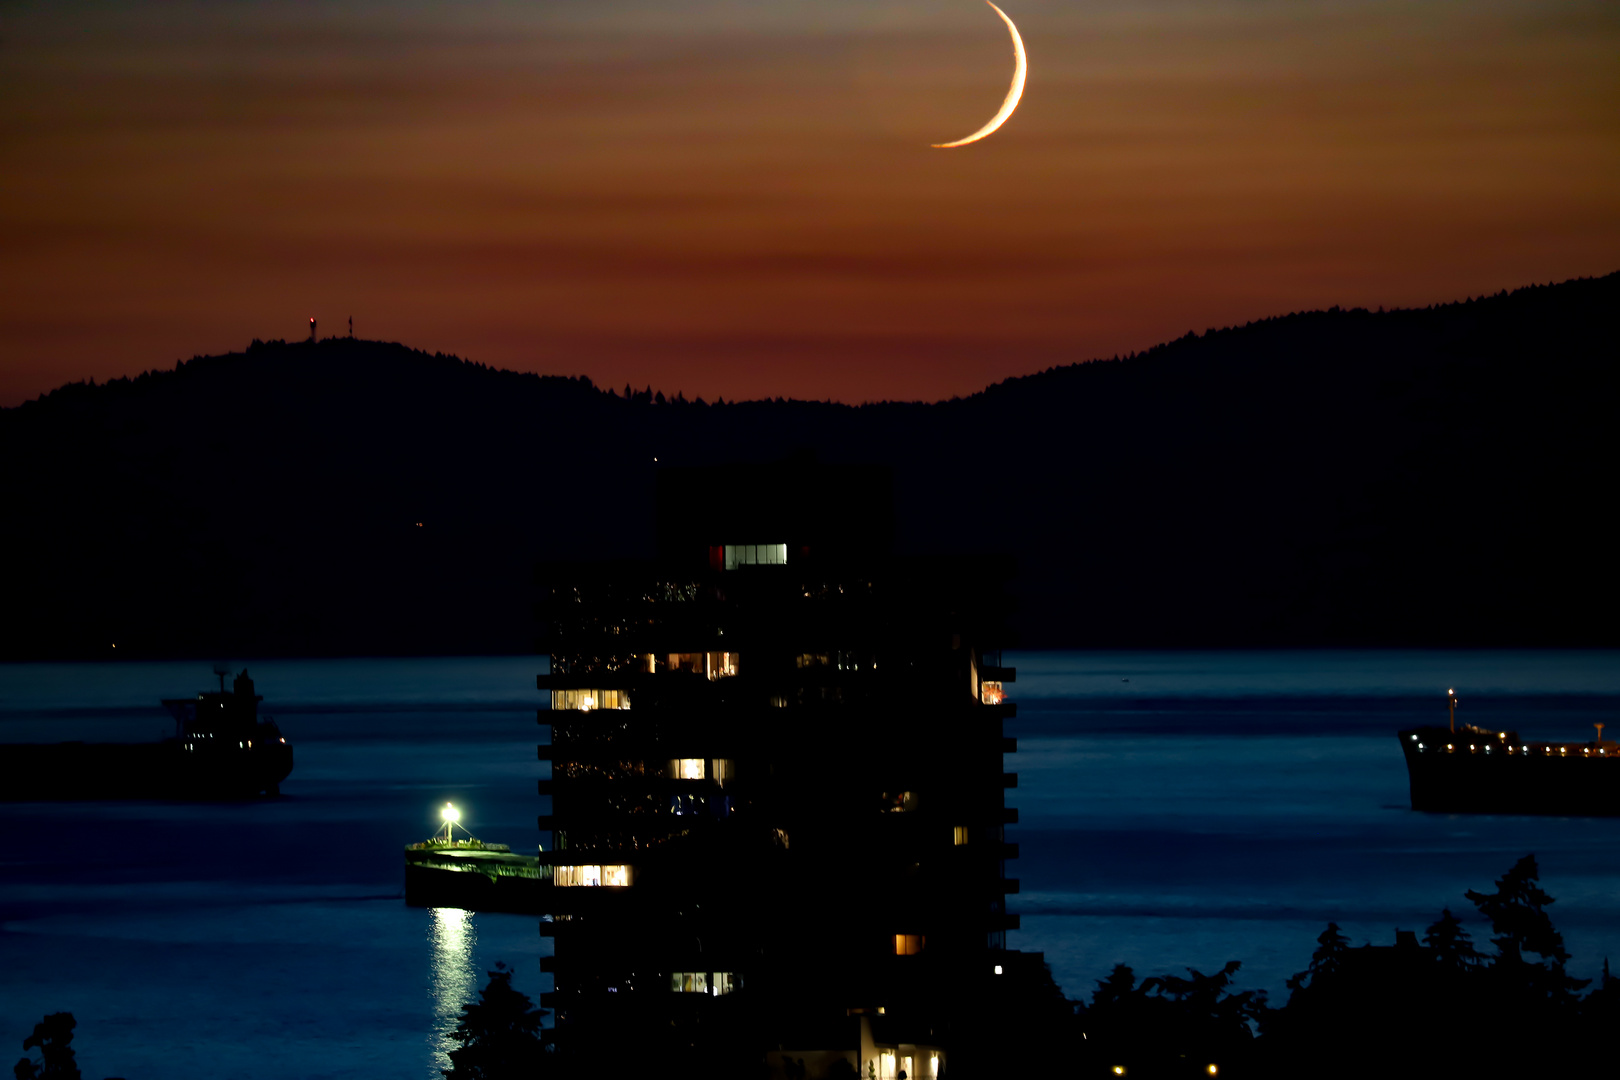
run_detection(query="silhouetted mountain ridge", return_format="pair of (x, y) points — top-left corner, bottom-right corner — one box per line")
(4, 272), (1615, 657)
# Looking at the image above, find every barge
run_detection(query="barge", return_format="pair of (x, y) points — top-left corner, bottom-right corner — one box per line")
(405, 803), (548, 912)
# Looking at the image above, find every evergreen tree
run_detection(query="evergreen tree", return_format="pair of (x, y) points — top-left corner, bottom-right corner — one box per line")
(1423, 908), (1481, 970)
(1285, 922), (1350, 993)
(1466, 855), (1588, 1009)
(442, 963), (548, 1080)
(13, 1013), (79, 1080)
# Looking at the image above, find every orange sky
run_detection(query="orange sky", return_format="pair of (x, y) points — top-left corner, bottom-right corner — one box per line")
(2, 0), (1616, 406)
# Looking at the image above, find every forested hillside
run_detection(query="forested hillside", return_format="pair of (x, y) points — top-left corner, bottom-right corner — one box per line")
(3, 273), (1615, 657)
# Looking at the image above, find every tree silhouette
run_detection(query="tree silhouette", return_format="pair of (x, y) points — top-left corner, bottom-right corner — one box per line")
(1465, 854), (1589, 1008)
(1285, 922), (1350, 993)
(1465, 854), (1569, 965)
(1422, 907), (1481, 970)
(13, 1013), (78, 1080)
(441, 963), (548, 1079)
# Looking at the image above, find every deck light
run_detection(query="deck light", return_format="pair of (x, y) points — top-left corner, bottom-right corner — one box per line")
(441, 802), (461, 841)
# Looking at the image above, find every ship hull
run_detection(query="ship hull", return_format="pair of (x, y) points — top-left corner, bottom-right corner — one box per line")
(404, 848), (547, 913)
(1398, 728), (1620, 816)
(0, 740), (294, 800)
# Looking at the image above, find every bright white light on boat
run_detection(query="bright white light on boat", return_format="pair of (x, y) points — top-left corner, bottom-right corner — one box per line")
(441, 803), (460, 824)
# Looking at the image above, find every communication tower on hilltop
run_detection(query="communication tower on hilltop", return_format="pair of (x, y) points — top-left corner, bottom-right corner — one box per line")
(308, 317), (316, 343)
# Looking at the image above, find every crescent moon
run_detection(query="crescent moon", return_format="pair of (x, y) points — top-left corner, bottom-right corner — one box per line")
(931, 1), (1027, 149)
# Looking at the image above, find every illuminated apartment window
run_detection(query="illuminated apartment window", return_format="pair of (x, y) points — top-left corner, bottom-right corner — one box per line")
(893, 934), (926, 956)
(671, 972), (707, 994)
(953, 826), (970, 846)
(883, 791), (918, 813)
(665, 652), (741, 679)
(667, 653), (706, 675)
(981, 681), (1005, 705)
(669, 971), (738, 994)
(670, 758), (705, 780)
(796, 652), (830, 669)
(554, 864), (630, 887)
(723, 543), (787, 570)
(668, 758), (735, 783)
(550, 689), (629, 712)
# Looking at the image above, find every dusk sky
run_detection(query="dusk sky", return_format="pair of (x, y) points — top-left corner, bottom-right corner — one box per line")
(2, 0), (1616, 406)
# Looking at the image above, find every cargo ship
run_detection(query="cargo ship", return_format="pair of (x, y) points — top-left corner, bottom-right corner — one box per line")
(405, 802), (548, 913)
(0, 667), (293, 800)
(1398, 690), (1618, 816)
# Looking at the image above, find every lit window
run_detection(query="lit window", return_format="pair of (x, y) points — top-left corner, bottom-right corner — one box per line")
(711, 758), (734, 782)
(883, 791), (917, 813)
(670, 758), (705, 780)
(981, 681), (1005, 705)
(666, 652), (740, 679)
(723, 544), (787, 570)
(554, 864), (630, 887)
(550, 689), (629, 711)
(894, 934), (926, 956)
(953, 826), (970, 846)
(670, 971), (736, 994)
(671, 972), (708, 994)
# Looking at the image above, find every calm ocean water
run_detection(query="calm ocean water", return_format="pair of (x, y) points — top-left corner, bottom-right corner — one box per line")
(3, 652), (1619, 1078)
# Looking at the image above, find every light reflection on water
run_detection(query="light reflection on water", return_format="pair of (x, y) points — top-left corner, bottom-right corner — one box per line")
(428, 907), (478, 1074)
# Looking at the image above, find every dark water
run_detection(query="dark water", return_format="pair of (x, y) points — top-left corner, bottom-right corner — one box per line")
(3, 652), (1618, 1078)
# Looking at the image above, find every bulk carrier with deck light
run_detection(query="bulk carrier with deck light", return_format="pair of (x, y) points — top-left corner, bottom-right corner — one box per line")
(1398, 688), (1620, 816)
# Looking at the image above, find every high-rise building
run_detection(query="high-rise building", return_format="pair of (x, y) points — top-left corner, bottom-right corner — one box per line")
(537, 462), (1032, 1076)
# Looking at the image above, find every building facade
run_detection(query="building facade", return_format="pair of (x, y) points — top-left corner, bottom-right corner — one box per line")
(537, 463), (1025, 1076)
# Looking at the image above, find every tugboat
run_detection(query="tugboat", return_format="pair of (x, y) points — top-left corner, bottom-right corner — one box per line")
(1398, 689), (1620, 816)
(0, 665), (293, 800)
(405, 802), (548, 913)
